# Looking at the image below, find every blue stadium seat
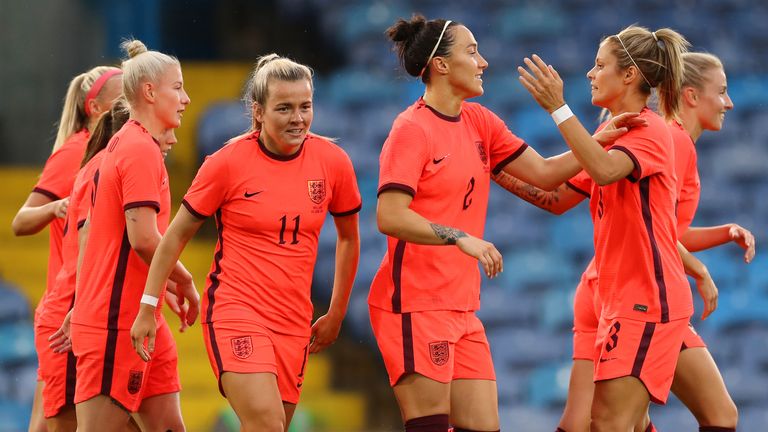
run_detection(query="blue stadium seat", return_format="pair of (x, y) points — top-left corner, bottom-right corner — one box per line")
(526, 362), (570, 407)
(196, 102), (250, 161)
(0, 321), (35, 365)
(0, 400), (30, 432)
(0, 283), (31, 323)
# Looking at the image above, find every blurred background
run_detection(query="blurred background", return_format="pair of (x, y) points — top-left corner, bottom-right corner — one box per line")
(1, 0), (767, 430)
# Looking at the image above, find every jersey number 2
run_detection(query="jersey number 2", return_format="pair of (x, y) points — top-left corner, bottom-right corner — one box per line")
(463, 177), (475, 210)
(279, 215), (300, 245)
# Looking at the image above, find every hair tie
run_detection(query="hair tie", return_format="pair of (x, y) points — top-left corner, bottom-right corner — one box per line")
(652, 31), (659, 42)
(84, 69), (122, 117)
(419, 20), (452, 77)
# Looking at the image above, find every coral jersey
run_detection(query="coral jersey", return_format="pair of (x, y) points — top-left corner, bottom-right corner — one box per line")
(669, 120), (700, 234)
(32, 129), (89, 319)
(36, 152), (104, 329)
(182, 132), (361, 337)
(369, 98), (528, 313)
(71, 120), (170, 329)
(589, 108), (692, 323)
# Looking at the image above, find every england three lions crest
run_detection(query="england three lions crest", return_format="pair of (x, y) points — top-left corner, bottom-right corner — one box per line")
(231, 336), (253, 359)
(429, 341), (450, 366)
(308, 180), (326, 204)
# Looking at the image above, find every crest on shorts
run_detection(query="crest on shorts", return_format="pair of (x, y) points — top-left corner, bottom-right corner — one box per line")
(429, 341), (450, 366)
(475, 141), (488, 166)
(231, 336), (253, 359)
(127, 370), (143, 395)
(308, 180), (326, 204)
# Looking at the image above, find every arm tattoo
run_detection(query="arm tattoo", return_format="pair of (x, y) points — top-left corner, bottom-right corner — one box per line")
(492, 171), (562, 210)
(430, 223), (467, 245)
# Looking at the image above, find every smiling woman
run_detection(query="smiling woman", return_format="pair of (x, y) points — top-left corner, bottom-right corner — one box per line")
(130, 53), (362, 431)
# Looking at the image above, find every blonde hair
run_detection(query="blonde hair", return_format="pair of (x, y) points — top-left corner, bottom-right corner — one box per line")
(119, 39), (180, 105)
(243, 53), (313, 131)
(605, 25), (690, 119)
(81, 98), (130, 167)
(52, 66), (121, 153)
(682, 52), (723, 90)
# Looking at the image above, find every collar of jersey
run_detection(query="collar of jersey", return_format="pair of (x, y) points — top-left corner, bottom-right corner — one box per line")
(418, 98), (461, 123)
(255, 132), (305, 162)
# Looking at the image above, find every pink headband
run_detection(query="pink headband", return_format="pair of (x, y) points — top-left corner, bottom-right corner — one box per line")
(84, 69), (122, 117)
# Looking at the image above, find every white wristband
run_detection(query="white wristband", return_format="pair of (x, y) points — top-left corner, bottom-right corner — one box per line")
(140, 294), (159, 307)
(551, 104), (574, 126)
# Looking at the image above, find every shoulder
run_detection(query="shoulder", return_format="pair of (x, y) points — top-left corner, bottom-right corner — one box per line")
(305, 134), (353, 164)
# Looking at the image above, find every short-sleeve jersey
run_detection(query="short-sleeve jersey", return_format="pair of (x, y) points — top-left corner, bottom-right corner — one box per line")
(565, 170), (598, 281)
(589, 108), (692, 323)
(669, 121), (700, 235)
(183, 132), (361, 337)
(369, 98), (528, 313)
(32, 129), (89, 319)
(36, 152), (104, 329)
(71, 120), (170, 330)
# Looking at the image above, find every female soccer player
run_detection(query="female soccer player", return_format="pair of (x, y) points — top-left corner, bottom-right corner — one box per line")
(130, 53), (362, 432)
(12, 65), (122, 431)
(498, 51), (751, 432)
(516, 25), (727, 430)
(367, 14), (646, 432)
(69, 39), (195, 432)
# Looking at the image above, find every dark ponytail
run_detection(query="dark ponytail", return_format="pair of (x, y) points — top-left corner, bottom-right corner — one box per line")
(81, 98), (130, 167)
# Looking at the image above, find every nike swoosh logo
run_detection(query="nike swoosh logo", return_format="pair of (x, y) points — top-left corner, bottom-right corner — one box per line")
(598, 357), (617, 363)
(433, 155), (449, 164)
(244, 190), (263, 198)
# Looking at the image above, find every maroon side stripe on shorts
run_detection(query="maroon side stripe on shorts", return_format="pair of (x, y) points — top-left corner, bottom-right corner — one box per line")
(402, 313), (415, 375)
(631, 322), (656, 378)
(65, 297), (76, 404)
(101, 229), (132, 395)
(391, 240), (406, 313)
(206, 209), (226, 382)
(639, 178), (670, 323)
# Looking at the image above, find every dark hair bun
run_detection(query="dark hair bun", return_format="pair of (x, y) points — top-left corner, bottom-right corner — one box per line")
(387, 14), (426, 44)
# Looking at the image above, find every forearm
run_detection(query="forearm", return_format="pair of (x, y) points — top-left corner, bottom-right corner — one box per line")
(327, 237), (360, 318)
(679, 225), (734, 252)
(12, 202), (57, 235)
(538, 151), (582, 190)
(379, 207), (466, 245)
(492, 171), (581, 214)
(677, 241), (709, 280)
(558, 117), (626, 185)
(144, 231), (193, 298)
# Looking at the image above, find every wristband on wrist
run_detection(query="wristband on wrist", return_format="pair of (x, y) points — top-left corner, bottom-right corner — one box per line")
(551, 103), (574, 126)
(140, 294), (159, 307)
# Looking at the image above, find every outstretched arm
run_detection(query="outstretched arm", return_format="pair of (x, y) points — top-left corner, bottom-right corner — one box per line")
(680, 224), (755, 263)
(492, 171), (587, 215)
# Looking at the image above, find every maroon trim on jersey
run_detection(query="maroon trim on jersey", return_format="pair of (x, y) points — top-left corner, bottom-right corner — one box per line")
(611, 145), (642, 182)
(63, 220), (69, 237)
(491, 143), (529, 175)
(424, 104), (461, 123)
(101, 229), (132, 396)
(639, 178), (669, 322)
(32, 187), (61, 201)
(123, 200), (160, 213)
(391, 240), (406, 313)
(77, 219), (87, 230)
(65, 350), (76, 406)
(378, 182), (415, 197)
(207, 209), (226, 397)
(681, 340), (688, 351)
(566, 180), (591, 198)
(402, 312), (415, 375)
(631, 322), (655, 377)
(257, 136), (305, 161)
(330, 203), (362, 217)
(182, 199), (209, 220)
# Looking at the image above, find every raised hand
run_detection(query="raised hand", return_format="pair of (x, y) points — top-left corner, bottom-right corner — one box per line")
(518, 54), (565, 112)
